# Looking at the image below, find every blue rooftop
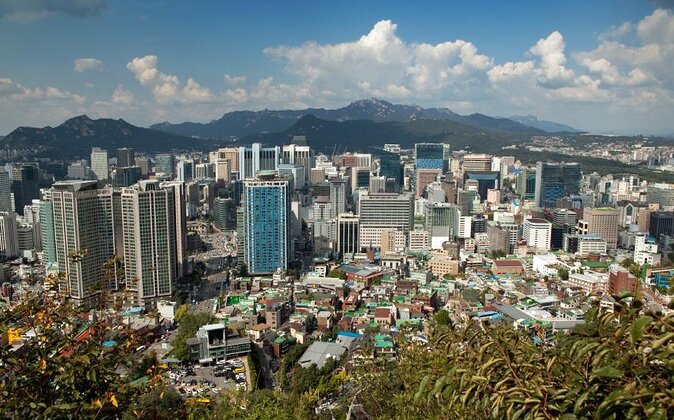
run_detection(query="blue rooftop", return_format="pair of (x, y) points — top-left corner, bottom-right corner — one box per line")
(337, 331), (362, 338)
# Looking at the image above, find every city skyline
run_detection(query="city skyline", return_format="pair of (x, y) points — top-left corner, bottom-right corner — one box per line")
(1, 1), (673, 135)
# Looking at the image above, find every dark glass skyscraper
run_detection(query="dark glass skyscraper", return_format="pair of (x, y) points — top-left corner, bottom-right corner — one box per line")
(415, 143), (450, 172)
(12, 164), (40, 212)
(534, 162), (581, 208)
(379, 150), (402, 192)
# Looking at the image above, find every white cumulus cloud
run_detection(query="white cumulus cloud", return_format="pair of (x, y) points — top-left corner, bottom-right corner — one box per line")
(74, 58), (103, 73)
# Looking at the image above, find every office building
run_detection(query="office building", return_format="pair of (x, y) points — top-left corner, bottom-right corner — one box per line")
(116, 148), (135, 168)
(239, 143), (280, 179)
(0, 171), (11, 213)
(517, 168), (537, 200)
(646, 183), (674, 211)
(121, 181), (180, 303)
(135, 157), (151, 176)
(534, 161), (582, 208)
(351, 167), (370, 191)
(608, 266), (638, 295)
(278, 164), (305, 191)
(583, 207), (619, 249)
(464, 171), (500, 201)
(358, 193), (413, 249)
(90, 147), (109, 181)
(114, 166), (142, 187)
(462, 154), (493, 172)
(369, 176), (387, 193)
(11, 164), (40, 211)
(425, 203), (459, 248)
(416, 169), (441, 198)
(0, 212), (19, 259)
(212, 197), (234, 230)
(159, 181), (188, 278)
(378, 151), (402, 192)
(634, 233), (660, 266)
(415, 143), (450, 172)
(336, 213), (359, 256)
(329, 177), (349, 218)
(243, 172), (291, 274)
(49, 181), (116, 300)
(177, 160), (194, 182)
(39, 196), (56, 264)
(649, 211), (674, 239)
(194, 163), (215, 180)
(523, 218), (552, 251)
(283, 144), (313, 184)
(155, 154), (176, 177)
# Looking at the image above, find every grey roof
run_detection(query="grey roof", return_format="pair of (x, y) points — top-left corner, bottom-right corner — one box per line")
(298, 341), (347, 369)
(494, 304), (532, 321)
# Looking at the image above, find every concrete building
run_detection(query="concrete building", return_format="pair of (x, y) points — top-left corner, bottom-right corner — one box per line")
(358, 193), (413, 249)
(336, 213), (359, 256)
(283, 144), (313, 183)
(582, 207), (619, 249)
(239, 143), (280, 179)
(462, 154), (493, 172)
(0, 212), (19, 259)
(523, 218), (552, 252)
(90, 147), (109, 181)
(116, 148), (135, 168)
(634, 233), (660, 266)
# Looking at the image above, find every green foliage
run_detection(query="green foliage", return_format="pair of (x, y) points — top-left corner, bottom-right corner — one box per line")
(490, 250), (506, 259)
(558, 267), (569, 281)
(433, 309), (451, 326)
(170, 312), (213, 362)
(174, 304), (189, 322)
(327, 268), (347, 279)
(621, 258), (635, 269)
(354, 297), (674, 419)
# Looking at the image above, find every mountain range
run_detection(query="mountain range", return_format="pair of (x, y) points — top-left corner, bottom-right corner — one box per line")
(151, 98), (572, 139)
(508, 115), (582, 133)
(0, 98), (585, 159)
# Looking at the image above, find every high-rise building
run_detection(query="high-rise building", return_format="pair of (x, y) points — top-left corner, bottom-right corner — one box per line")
(0, 171), (11, 212)
(39, 195), (56, 264)
(113, 166), (142, 187)
(358, 193), (413, 249)
(11, 164), (40, 211)
(551, 208), (577, 250)
(0, 212), (19, 259)
(278, 164), (305, 191)
(239, 143), (280, 179)
(336, 213), (359, 256)
(135, 157), (151, 176)
(49, 181), (116, 300)
(523, 218), (552, 251)
(464, 171), (500, 201)
(534, 161), (582, 208)
(283, 144), (313, 184)
(243, 172), (291, 274)
(329, 177), (349, 218)
(646, 183), (674, 211)
(90, 147), (109, 181)
(212, 197), (234, 230)
(155, 154), (176, 177)
(416, 169), (441, 198)
(194, 163), (215, 179)
(159, 181), (187, 278)
(649, 211), (674, 239)
(582, 207), (620, 249)
(378, 151), (402, 192)
(121, 181), (180, 302)
(517, 168), (537, 200)
(350, 167), (371, 191)
(177, 160), (194, 182)
(116, 148), (135, 168)
(462, 154), (493, 172)
(415, 143), (450, 172)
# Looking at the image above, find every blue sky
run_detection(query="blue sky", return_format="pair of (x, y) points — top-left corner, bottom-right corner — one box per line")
(1, 0), (673, 134)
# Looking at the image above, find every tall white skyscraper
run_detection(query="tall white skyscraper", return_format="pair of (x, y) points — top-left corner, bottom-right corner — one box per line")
(282, 144), (313, 183)
(90, 147), (109, 181)
(121, 181), (180, 303)
(239, 143), (280, 179)
(329, 177), (348, 218)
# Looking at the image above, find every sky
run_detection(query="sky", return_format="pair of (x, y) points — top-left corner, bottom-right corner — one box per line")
(1, 0), (673, 135)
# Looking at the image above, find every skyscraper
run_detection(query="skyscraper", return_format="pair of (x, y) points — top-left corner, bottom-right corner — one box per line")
(336, 213), (359, 256)
(239, 143), (280, 179)
(462, 154), (493, 172)
(177, 160), (194, 182)
(0, 171), (11, 212)
(155, 154), (176, 177)
(534, 161), (582, 208)
(282, 144), (313, 184)
(39, 194), (56, 265)
(90, 147), (109, 181)
(116, 148), (135, 168)
(649, 211), (674, 239)
(415, 143), (450, 172)
(329, 177), (348, 218)
(517, 168), (537, 200)
(49, 180), (116, 300)
(243, 172), (291, 274)
(0, 212), (19, 259)
(378, 150), (402, 192)
(121, 181), (179, 303)
(523, 218), (552, 251)
(11, 164), (40, 211)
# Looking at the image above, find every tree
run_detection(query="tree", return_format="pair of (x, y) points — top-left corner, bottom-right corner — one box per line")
(433, 309), (451, 326)
(558, 267), (569, 281)
(170, 312), (213, 362)
(174, 304), (189, 322)
(621, 258), (635, 269)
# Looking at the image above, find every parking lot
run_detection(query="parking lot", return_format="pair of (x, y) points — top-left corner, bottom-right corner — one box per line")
(165, 356), (251, 396)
